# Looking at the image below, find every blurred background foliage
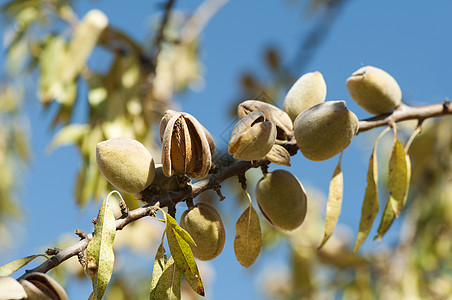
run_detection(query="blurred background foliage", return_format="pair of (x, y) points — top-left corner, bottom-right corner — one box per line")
(1, 0), (452, 299)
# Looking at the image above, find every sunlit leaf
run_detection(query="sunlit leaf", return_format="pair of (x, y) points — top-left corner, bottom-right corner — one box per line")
(374, 197), (395, 242)
(63, 9), (108, 82)
(375, 154), (411, 241)
(353, 142), (379, 253)
(388, 138), (408, 217)
(234, 205), (262, 268)
(319, 155), (343, 249)
(164, 211), (204, 296)
(86, 192), (117, 300)
(150, 239), (167, 297)
(151, 256), (181, 300)
(0, 254), (46, 276)
(48, 124), (90, 151)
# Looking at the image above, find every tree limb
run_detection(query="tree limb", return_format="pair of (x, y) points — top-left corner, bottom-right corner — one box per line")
(16, 99), (452, 278)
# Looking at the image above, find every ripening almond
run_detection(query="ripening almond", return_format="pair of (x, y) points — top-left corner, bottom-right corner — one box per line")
(255, 170), (307, 231)
(96, 137), (155, 194)
(294, 101), (358, 161)
(346, 65), (402, 115)
(283, 71), (327, 121)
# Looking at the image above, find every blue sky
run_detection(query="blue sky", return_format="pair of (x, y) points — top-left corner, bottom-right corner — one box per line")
(1, 0), (452, 299)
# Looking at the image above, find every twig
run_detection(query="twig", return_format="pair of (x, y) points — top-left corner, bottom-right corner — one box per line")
(357, 102), (452, 133)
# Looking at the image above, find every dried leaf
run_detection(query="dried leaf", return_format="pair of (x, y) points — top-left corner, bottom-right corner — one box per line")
(353, 143), (379, 253)
(234, 205), (262, 268)
(86, 192), (116, 300)
(164, 211), (204, 296)
(151, 256), (181, 300)
(318, 156), (343, 249)
(0, 255), (46, 276)
(150, 240), (167, 298)
(388, 138), (408, 217)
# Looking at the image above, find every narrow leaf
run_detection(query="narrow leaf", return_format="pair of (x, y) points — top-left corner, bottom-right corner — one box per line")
(374, 155), (411, 242)
(164, 212), (204, 296)
(319, 156), (343, 249)
(150, 239), (167, 297)
(0, 255), (47, 276)
(388, 138), (408, 217)
(353, 143), (379, 253)
(165, 212), (196, 246)
(234, 205), (262, 268)
(48, 124), (89, 151)
(152, 256), (181, 300)
(86, 192), (116, 300)
(374, 197), (396, 241)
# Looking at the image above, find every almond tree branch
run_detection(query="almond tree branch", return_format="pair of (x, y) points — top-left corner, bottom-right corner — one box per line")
(357, 100), (452, 133)
(17, 99), (452, 278)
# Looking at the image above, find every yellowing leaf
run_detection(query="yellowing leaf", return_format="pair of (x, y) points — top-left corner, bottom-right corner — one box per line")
(86, 192), (116, 300)
(234, 205), (262, 268)
(374, 197), (395, 242)
(150, 239), (167, 297)
(151, 256), (181, 300)
(319, 156), (343, 249)
(164, 212), (204, 296)
(353, 143), (379, 253)
(0, 255), (47, 276)
(388, 138), (408, 217)
(375, 154), (411, 242)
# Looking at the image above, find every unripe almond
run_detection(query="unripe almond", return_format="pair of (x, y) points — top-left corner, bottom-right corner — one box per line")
(255, 170), (307, 231)
(346, 65), (402, 115)
(180, 202), (226, 261)
(294, 101), (358, 161)
(96, 137), (155, 194)
(283, 71), (327, 121)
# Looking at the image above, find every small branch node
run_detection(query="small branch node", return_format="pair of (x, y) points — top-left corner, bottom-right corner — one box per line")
(213, 184), (226, 201)
(238, 174), (247, 191)
(443, 98), (451, 111)
(75, 229), (87, 240)
(260, 163), (269, 175)
(119, 198), (129, 219)
(168, 205), (177, 218)
(92, 218), (97, 225)
(186, 198), (195, 209)
(77, 251), (86, 268)
(45, 248), (60, 256)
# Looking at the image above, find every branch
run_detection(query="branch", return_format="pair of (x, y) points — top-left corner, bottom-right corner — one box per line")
(357, 100), (452, 133)
(17, 99), (452, 278)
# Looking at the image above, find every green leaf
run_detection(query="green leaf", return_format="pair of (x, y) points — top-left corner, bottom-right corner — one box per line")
(165, 212), (196, 246)
(48, 124), (90, 151)
(86, 192), (117, 300)
(163, 211), (204, 296)
(234, 205), (262, 268)
(353, 142), (379, 253)
(0, 254), (46, 276)
(318, 156), (343, 249)
(151, 256), (181, 300)
(150, 239), (167, 298)
(388, 138), (408, 217)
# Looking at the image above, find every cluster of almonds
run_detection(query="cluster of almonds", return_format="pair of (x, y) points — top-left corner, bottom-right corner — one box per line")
(0, 273), (68, 300)
(95, 65), (402, 262)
